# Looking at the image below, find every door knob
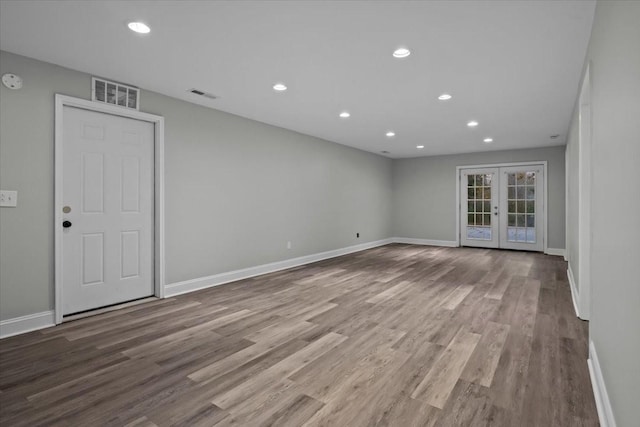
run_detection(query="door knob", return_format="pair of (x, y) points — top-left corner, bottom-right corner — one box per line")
(62, 220), (72, 228)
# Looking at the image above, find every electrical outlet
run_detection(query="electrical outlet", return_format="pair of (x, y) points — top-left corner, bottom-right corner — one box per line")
(0, 190), (17, 207)
(286, 241), (292, 249)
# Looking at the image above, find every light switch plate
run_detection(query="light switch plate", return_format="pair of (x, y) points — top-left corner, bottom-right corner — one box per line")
(0, 190), (18, 207)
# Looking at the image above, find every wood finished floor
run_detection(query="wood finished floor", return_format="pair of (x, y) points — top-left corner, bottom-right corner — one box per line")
(0, 244), (599, 426)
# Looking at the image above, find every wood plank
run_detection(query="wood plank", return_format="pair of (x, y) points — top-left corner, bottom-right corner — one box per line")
(300, 346), (410, 426)
(187, 321), (317, 383)
(511, 278), (541, 337)
(255, 393), (325, 427)
(488, 331), (533, 413)
(124, 416), (159, 427)
(365, 281), (412, 304)
(411, 329), (481, 408)
(439, 284), (474, 310)
(212, 332), (347, 411)
(437, 380), (510, 426)
(460, 321), (510, 387)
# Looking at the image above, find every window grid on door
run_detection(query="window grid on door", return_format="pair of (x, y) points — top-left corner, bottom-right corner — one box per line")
(506, 171), (536, 243)
(466, 173), (492, 240)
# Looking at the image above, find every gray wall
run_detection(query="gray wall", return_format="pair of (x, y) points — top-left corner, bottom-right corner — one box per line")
(392, 147), (566, 249)
(579, 2), (640, 426)
(0, 51), (393, 320)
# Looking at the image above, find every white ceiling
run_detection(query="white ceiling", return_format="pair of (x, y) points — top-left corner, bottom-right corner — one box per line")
(0, 0), (595, 158)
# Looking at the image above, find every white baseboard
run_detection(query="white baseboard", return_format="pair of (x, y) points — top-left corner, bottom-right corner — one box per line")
(588, 340), (617, 427)
(0, 311), (55, 339)
(545, 247), (566, 257)
(566, 265), (580, 318)
(165, 238), (395, 297)
(393, 237), (458, 247)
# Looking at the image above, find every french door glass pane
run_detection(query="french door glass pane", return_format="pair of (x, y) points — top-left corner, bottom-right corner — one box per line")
(526, 215), (535, 227)
(526, 201), (535, 213)
(525, 172), (535, 185)
(506, 171), (536, 243)
(466, 173), (493, 240)
(526, 187), (535, 199)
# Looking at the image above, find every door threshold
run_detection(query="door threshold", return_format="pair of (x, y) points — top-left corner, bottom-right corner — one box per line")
(62, 296), (159, 323)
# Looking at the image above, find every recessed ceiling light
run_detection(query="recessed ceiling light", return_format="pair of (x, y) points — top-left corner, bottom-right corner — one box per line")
(273, 83), (287, 91)
(393, 47), (411, 58)
(438, 94), (452, 101)
(467, 120), (479, 127)
(416, 145), (424, 149)
(386, 131), (395, 137)
(127, 22), (151, 34)
(483, 138), (494, 143)
(339, 111), (351, 118)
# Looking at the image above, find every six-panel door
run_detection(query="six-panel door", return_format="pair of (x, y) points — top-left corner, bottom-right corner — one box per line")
(62, 106), (154, 315)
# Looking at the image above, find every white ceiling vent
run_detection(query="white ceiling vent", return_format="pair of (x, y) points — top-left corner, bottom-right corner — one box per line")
(188, 88), (218, 100)
(92, 77), (139, 110)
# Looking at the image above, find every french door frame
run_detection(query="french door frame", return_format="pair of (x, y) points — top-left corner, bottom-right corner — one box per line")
(455, 161), (549, 254)
(54, 94), (166, 324)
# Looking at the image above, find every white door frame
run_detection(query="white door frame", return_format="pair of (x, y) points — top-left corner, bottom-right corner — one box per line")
(577, 64), (591, 320)
(455, 161), (549, 253)
(54, 94), (165, 324)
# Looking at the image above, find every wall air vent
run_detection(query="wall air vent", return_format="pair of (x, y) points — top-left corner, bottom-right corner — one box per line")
(188, 88), (218, 100)
(92, 77), (140, 110)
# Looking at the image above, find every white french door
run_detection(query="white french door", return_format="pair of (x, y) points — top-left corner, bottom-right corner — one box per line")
(499, 165), (544, 251)
(460, 164), (544, 252)
(61, 106), (155, 315)
(461, 168), (500, 248)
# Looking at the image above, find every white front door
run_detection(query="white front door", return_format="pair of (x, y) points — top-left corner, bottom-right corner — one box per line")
(460, 164), (544, 252)
(61, 106), (154, 315)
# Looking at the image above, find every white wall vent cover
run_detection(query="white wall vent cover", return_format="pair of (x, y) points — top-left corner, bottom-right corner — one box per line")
(92, 77), (140, 110)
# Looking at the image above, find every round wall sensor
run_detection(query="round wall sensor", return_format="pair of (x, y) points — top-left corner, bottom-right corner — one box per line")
(2, 73), (23, 90)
